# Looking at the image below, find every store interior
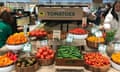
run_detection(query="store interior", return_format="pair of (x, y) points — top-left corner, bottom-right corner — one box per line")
(0, 0), (120, 72)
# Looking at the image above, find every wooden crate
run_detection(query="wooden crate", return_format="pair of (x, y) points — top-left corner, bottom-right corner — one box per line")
(55, 58), (84, 66)
(55, 46), (84, 66)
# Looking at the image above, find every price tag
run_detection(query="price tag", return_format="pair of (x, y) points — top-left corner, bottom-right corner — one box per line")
(53, 30), (61, 40)
(94, 31), (103, 37)
(98, 44), (107, 54)
(91, 27), (98, 34)
(40, 40), (48, 47)
(23, 42), (32, 52)
(66, 34), (74, 43)
(114, 42), (120, 51)
(24, 24), (29, 36)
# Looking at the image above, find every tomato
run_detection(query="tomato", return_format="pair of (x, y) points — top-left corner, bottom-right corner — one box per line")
(49, 53), (54, 59)
(40, 55), (44, 59)
(48, 49), (54, 54)
(36, 53), (41, 58)
(43, 52), (48, 56)
(38, 48), (43, 54)
(45, 55), (51, 59)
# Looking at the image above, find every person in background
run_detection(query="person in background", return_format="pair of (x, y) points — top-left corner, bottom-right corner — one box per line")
(0, 7), (13, 48)
(94, 7), (103, 25)
(103, 1), (120, 40)
(103, 3), (112, 18)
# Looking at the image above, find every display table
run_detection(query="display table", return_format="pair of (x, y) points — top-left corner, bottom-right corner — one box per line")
(11, 64), (119, 72)
(0, 40), (119, 72)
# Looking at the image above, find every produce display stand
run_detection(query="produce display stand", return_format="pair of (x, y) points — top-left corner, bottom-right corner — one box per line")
(38, 5), (84, 32)
(0, 4), (120, 72)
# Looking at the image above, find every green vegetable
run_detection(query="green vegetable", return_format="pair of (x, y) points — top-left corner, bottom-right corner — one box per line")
(57, 45), (83, 59)
(106, 30), (116, 42)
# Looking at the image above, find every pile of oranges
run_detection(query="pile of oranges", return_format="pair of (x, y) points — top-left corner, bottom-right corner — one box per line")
(6, 32), (27, 45)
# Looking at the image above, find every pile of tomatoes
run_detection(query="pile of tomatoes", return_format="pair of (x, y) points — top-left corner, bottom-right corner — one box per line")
(29, 29), (47, 37)
(84, 52), (110, 67)
(36, 46), (55, 60)
(0, 52), (17, 67)
(69, 28), (87, 35)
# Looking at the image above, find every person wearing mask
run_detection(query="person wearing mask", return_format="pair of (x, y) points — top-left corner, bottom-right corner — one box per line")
(103, 1), (120, 40)
(0, 7), (13, 48)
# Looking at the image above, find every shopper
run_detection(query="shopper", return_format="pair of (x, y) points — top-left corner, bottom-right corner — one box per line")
(103, 3), (112, 18)
(0, 7), (13, 48)
(103, 1), (120, 40)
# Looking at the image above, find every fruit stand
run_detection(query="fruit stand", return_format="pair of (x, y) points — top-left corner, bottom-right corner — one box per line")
(0, 4), (120, 72)
(0, 24), (119, 72)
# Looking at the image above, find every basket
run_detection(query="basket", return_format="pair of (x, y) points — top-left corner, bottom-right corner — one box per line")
(55, 45), (84, 66)
(37, 57), (55, 66)
(86, 40), (104, 48)
(85, 63), (110, 72)
(15, 57), (39, 72)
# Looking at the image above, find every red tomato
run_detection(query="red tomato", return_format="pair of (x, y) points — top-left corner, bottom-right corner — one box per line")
(40, 55), (44, 59)
(36, 53), (41, 58)
(45, 55), (51, 59)
(48, 49), (54, 54)
(49, 53), (54, 59)
(43, 52), (48, 56)
(38, 48), (43, 54)
(42, 47), (47, 52)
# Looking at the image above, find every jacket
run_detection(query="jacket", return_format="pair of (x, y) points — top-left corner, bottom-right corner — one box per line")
(0, 20), (12, 48)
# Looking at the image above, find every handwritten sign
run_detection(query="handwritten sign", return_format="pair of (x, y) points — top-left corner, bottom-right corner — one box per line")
(53, 30), (61, 40)
(40, 40), (48, 47)
(66, 33), (74, 43)
(98, 44), (107, 54)
(94, 31), (103, 37)
(113, 42), (120, 51)
(23, 42), (32, 52)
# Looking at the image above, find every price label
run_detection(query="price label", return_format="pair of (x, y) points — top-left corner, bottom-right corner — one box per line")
(53, 30), (61, 40)
(66, 34), (74, 43)
(24, 24), (29, 37)
(114, 42), (120, 51)
(98, 44), (107, 54)
(95, 31), (103, 37)
(23, 42), (32, 52)
(91, 27), (98, 34)
(40, 40), (48, 46)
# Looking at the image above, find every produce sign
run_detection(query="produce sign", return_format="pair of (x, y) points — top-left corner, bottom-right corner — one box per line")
(0, 52), (17, 67)
(36, 46), (55, 59)
(57, 46), (83, 59)
(29, 29), (47, 37)
(84, 52), (110, 67)
(38, 7), (84, 20)
(6, 32), (27, 45)
(69, 28), (87, 35)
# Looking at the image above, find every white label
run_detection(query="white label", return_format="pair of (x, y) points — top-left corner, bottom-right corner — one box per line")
(114, 42), (120, 51)
(98, 44), (107, 54)
(40, 40), (48, 46)
(91, 27), (98, 34)
(53, 30), (61, 40)
(23, 43), (31, 52)
(95, 31), (103, 37)
(24, 24), (28, 36)
(66, 34), (74, 42)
